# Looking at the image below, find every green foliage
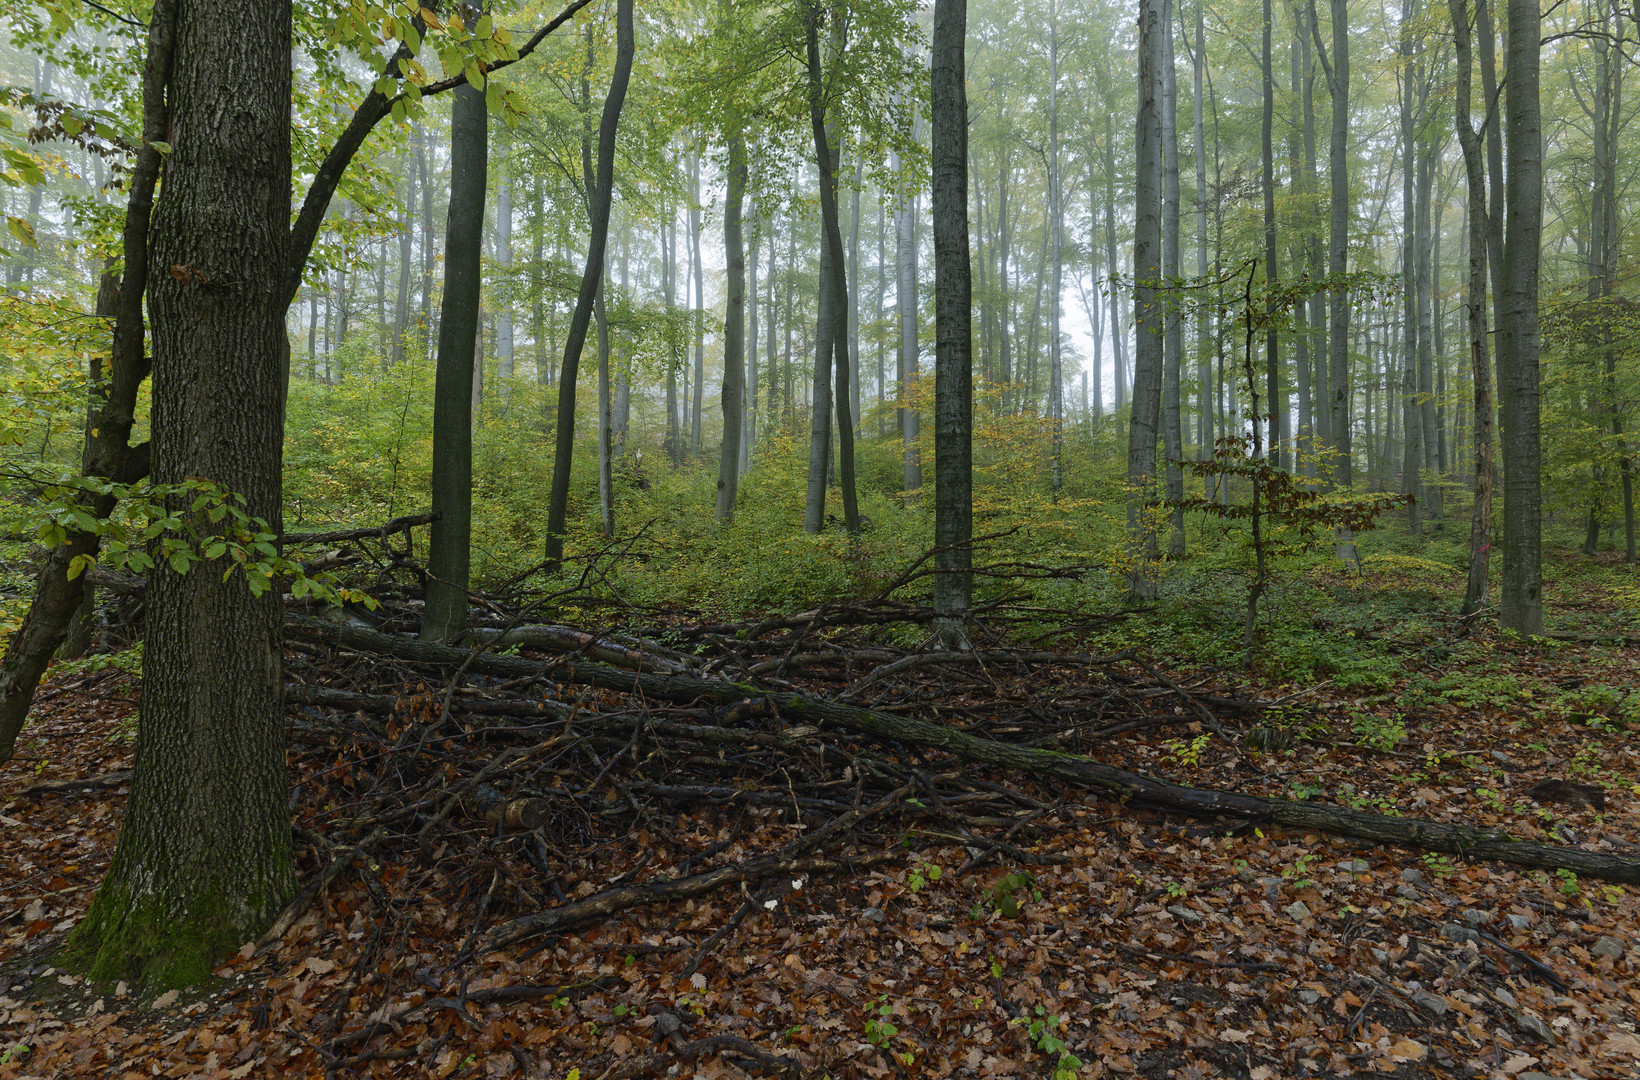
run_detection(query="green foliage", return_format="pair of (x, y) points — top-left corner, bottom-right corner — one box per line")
(989, 870), (1038, 919)
(1012, 1006), (1083, 1080)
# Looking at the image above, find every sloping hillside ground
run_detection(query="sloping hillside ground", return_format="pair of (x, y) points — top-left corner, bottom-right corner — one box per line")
(2, 554), (1639, 1080)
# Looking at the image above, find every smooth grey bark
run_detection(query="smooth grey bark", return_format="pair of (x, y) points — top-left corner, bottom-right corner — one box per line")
(1260, 0), (1281, 469)
(69, 0), (295, 986)
(689, 154), (705, 456)
(892, 138), (922, 493)
(932, 0), (972, 639)
(744, 203), (760, 472)
(1104, 112), (1128, 421)
(802, 2), (860, 535)
(391, 151), (414, 368)
(1287, 18), (1313, 476)
(664, 208), (682, 466)
(997, 151), (1013, 412)
(417, 126), (435, 356)
(422, 80), (488, 643)
(1312, 0), (1350, 488)
(1049, 0), (1064, 497)
(1193, 0), (1211, 486)
(1452, 0), (1495, 615)
(1416, 124), (1442, 526)
(1398, 1), (1424, 534)
(1298, 2), (1326, 453)
(849, 158), (863, 433)
(1498, 0), (1542, 634)
(717, 131), (747, 523)
(1129, 0), (1165, 600)
(1160, 0), (1184, 555)
(544, 0), (634, 569)
(496, 165), (514, 383)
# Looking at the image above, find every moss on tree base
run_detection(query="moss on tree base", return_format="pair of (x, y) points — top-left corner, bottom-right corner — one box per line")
(64, 879), (282, 994)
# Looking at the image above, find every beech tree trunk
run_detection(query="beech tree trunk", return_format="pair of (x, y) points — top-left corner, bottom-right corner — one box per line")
(1128, 0), (1165, 600)
(69, 0), (295, 988)
(717, 131), (747, 523)
(1498, 0), (1543, 634)
(931, 0), (973, 642)
(422, 79), (487, 643)
(893, 133), (922, 494)
(544, 0), (634, 569)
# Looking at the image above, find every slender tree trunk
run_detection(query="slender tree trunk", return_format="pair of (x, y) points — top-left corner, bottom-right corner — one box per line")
(390, 151), (414, 368)
(849, 157), (863, 433)
(1130, 0), (1165, 600)
(665, 206), (681, 467)
(893, 137), (922, 494)
(689, 153), (705, 456)
(1049, 0), (1065, 497)
(717, 130), (747, 523)
(744, 202), (759, 472)
(69, 0), (294, 986)
(932, 0), (973, 641)
(421, 80), (487, 643)
(1452, 0), (1495, 614)
(544, 0), (634, 568)
(1105, 113), (1127, 423)
(1498, 0), (1543, 633)
(1160, 0), (1184, 554)
(1194, 0), (1211, 490)
(1261, 0), (1281, 469)
(497, 163), (514, 386)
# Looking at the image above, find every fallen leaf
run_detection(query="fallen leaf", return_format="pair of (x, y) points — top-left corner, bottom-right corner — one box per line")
(1388, 1039), (1426, 1062)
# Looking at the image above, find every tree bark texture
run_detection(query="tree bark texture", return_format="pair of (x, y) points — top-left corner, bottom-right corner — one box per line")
(1128, 0), (1165, 600)
(421, 81), (487, 643)
(70, 0), (295, 989)
(932, 0), (973, 639)
(717, 131), (747, 523)
(1498, 0), (1543, 634)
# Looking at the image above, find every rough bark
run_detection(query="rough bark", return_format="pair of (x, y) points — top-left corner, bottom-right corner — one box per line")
(69, 0), (295, 989)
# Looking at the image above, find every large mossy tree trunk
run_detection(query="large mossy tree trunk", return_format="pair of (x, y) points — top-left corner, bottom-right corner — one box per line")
(422, 79), (488, 643)
(68, 0), (296, 989)
(931, 0), (973, 644)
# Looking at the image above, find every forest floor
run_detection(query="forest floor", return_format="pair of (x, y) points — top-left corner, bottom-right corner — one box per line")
(3, 549), (1640, 1080)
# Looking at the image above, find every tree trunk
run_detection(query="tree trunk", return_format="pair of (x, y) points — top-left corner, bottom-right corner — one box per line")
(932, 0), (973, 642)
(1452, 0), (1495, 616)
(1160, 0), (1184, 554)
(1129, 0), (1165, 600)
(390, 151), (414, 368)
(1261, 0), (1281, 469)
(1193, 0), (1211, 491)
(1049, 0), (1065, 498)
(421, 80), (487, 643)
(544, 0), (635, 569)
(744, 203), (760, 472)
(69, 0), (295, 988)
(689, 154), (705, 456)
(1498, 0), (1543, 634)
(893, 135), (922, 494)
(717, 130), (747, 523)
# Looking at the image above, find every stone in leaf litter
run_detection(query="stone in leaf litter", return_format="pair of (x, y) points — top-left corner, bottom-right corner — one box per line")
(1283, 900), (1311, 921)
(1589, 935), (1626, 959)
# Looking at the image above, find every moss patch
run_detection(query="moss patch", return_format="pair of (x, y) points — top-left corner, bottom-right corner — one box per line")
(63, 881), (271, 995)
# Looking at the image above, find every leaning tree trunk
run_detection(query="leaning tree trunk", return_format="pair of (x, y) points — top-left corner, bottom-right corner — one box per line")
(0, 1), (170, 768)
(544, 0), (635, 569)
(931, 0), (972, 644)
(1498, 0), (1543, 634)
(68, 0), (296, 989)
(421, 79), (488, 643)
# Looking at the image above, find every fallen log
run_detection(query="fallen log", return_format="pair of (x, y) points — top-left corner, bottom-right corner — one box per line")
(287, 618), (1640, 886)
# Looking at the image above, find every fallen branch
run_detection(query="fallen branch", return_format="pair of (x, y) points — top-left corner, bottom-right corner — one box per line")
(291, 618), (1640, 886)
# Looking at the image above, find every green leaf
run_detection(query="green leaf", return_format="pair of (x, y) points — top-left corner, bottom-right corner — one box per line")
(464, 60), (485, 90)
(391, 98), (407, 124)
(7, 217), (37, 249)
(67, 554), (94, 580)
(168, 551), (192, 575)
(475, 14), (492, 38)
(485, 80), (503, 113)
(204, 540), (227, 559)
